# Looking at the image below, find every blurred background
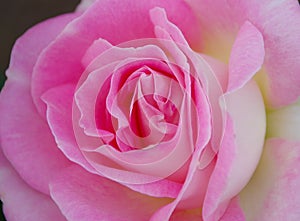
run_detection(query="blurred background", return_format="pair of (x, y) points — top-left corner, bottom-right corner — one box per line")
(0, 1), (80, 219)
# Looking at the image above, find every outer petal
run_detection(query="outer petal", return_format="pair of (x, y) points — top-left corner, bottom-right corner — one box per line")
(203, 80), (266, 220)
(228, 21), (264, 92)
(186, 0), (300, 107)
(240, 139), (300, 221)
(49, 165), (171, 221)
(41, 84), (96, 173)
(0, 80), (71, 195)
(0, 13), (77, 194)
(31, 0), (201, 116)
(220, 197), (245, 221)
(6, 13), (77, 82)
(0, 150), (66, 221)
(267, 99), (300, 141)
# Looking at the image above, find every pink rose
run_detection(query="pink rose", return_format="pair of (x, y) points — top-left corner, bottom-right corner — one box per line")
(1, 0), (300, 220)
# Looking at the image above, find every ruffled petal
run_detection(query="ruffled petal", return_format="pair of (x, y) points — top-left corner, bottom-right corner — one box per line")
(43, 82), (183, 198)
(0, 150), (66, 221)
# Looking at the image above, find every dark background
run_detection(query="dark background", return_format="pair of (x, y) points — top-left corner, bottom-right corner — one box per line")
(0, 1), (80, 220)
(0, 0), (80, 89)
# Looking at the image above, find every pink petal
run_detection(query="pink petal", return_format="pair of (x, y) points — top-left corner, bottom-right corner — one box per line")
(81, 38), (112, 68)
(87, 95), (194, 182)
(150, 7), (227, 153)
(149, 78), (212, 219)
(0, 12), (77, 194)
(43, 83), (182, 198)
(203, 80), (266, 220)
(220, 197), (245, 221)
(240, 139), (300, 221)
(41, 84), (96, 173)
(186, 0), (300, 107)
(170, 209), (202, 221)
(0, 150), (66, 221)
(6, 13), (77, 82)
(76, 44), (168, 137)
(145, 9), (227, 219)
(228, 21), (264, 92)
(0, 80), (70, 195)
(31, 0), (201, 116)
(126, 180), (182, 198)
(49, 165), (171, 221)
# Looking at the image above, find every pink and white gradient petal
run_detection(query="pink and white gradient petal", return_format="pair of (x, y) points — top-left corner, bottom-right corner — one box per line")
(186, 0), (300, 108)
(240, 139), (300, 221)
(267, 99), (300, 141)
(203, 80), (266, 221)
(227, 21), (264, 92)
(0, 150), (66, 221)
(220, 197), (245, 221)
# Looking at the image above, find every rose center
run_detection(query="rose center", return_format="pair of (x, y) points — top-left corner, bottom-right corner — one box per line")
(130, 94), (180, 139)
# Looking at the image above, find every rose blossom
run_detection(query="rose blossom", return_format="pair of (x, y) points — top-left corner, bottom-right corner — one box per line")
(1, 0), (300, 220)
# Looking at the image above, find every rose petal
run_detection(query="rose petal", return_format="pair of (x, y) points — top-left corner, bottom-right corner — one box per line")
(0, 12), (77, 194)
(41, 84), (97, 173)
(203, 80), (266, 220)
(186, 0), (300, 107)
(31, 0), (201, 116)
(228, 21), (264, 92)
(219, 197), (245, 221)
(170, 209), (202, 221)
(49, 165), (171, 221)
(86, 95), (194, 182)
(0, 80), (70, 195)
(42, 81), (182, 198)
(76, 44), (168, 137)
(150, 151), (212, 220)
(6, 13), (77, 82)
(0, 150), (66, 221)
(150, 7), (227, 153)
(240, 138), (300, 221)
(81, 38), (113, 68)
(267, 99), (300, 141)
(148, 72), (212, 219)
